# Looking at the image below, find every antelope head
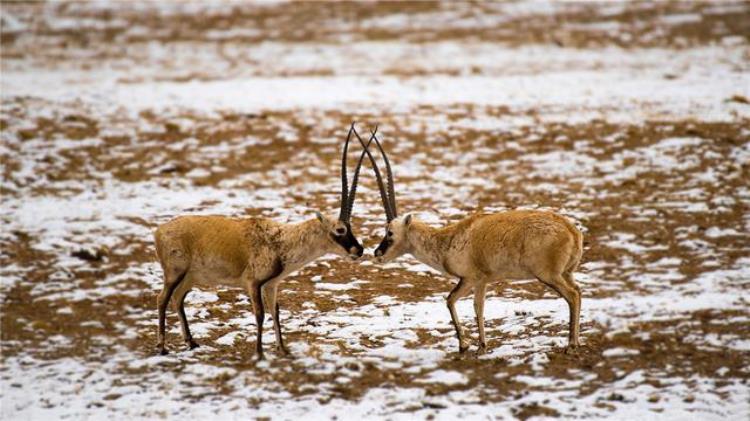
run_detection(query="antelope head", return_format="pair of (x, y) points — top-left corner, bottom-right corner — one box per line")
(316, 123), (375, 260)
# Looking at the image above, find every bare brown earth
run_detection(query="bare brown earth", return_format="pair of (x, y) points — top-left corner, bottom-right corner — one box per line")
(1, 1), (749, 419)
(2, 105), (749, 416)
(2, 1), (748, 51)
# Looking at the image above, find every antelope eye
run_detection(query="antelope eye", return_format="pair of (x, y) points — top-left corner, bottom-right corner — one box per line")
(335, 227), (347, 236)
(387, 231), (393, 237)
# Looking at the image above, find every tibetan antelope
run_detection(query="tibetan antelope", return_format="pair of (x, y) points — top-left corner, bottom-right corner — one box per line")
(358, 130), (583, 353)
(154, 124), (375, 360)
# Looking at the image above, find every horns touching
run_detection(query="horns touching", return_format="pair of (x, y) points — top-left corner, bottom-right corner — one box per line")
(351, 126), (398, 223)
(339, 123), (377, 222)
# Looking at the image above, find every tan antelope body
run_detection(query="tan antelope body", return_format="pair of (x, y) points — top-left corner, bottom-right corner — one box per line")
(154, 214), (359, 358)
(379, 211), (582, 352)
(360, 129), (583, 352)
(153, 124), (375, 359)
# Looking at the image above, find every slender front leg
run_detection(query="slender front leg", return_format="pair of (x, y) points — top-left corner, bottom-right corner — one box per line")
(262, 281), (290, 356)
(249, 279), (266, 360)
(473, 282), (488, 350)
(248, 260), (285, 361)
(447, 278), (474, 353)
(274, 302), (289, 356)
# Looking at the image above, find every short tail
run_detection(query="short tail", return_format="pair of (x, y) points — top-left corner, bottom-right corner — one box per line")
(153, 229), (164, 266)
(565, 228), (584, 273)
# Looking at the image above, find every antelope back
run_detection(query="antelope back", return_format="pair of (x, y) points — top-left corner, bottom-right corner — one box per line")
(467, 211), (581, 278)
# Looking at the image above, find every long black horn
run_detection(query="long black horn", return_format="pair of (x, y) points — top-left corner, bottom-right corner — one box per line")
(338, 123), (355, 221)
(370, 130), (397, 218)
(345, 127), (377, 221)
(353, 126), (394, 222)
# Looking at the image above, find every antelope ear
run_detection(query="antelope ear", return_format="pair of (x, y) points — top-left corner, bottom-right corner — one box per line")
(404, 214), (413, 226)
(314, 211), (326, 224)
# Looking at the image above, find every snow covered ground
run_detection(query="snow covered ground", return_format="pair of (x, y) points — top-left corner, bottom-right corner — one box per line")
(1, 1), (749, 419)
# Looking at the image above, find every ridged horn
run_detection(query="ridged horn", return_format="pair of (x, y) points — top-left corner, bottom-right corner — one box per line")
(370, 129), (397, 219)
(338, 123), (355, 222)
(345, 126), (377, 221)
(353, 125), (394, 222)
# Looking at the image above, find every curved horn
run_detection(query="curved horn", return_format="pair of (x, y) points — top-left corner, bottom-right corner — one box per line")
(370, 129), (397, 219)
(338, 123), (355, 221)
(353, 126), (394, 222)
(345, 127), (377, 221)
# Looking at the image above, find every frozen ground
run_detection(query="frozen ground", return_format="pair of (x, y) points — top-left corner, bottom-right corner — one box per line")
(1, 1), (749, 420)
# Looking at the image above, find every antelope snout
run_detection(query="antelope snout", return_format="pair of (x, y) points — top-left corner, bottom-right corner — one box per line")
(349, 246), (364, 260)
(374, 249), (383, 257)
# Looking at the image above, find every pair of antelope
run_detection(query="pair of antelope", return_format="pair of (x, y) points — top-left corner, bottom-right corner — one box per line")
(154, 124), (583, 360)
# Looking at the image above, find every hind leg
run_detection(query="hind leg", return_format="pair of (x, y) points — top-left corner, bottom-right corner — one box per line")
(535, 271), (581, 350)
(562, 272), (581, 348)
(172, 278), (198, 350)
(157, 268), (187, 355)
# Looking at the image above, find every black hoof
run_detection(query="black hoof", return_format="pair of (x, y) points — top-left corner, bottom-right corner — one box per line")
(158, 348), (169, 356)
(187, 340), (199, 350)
